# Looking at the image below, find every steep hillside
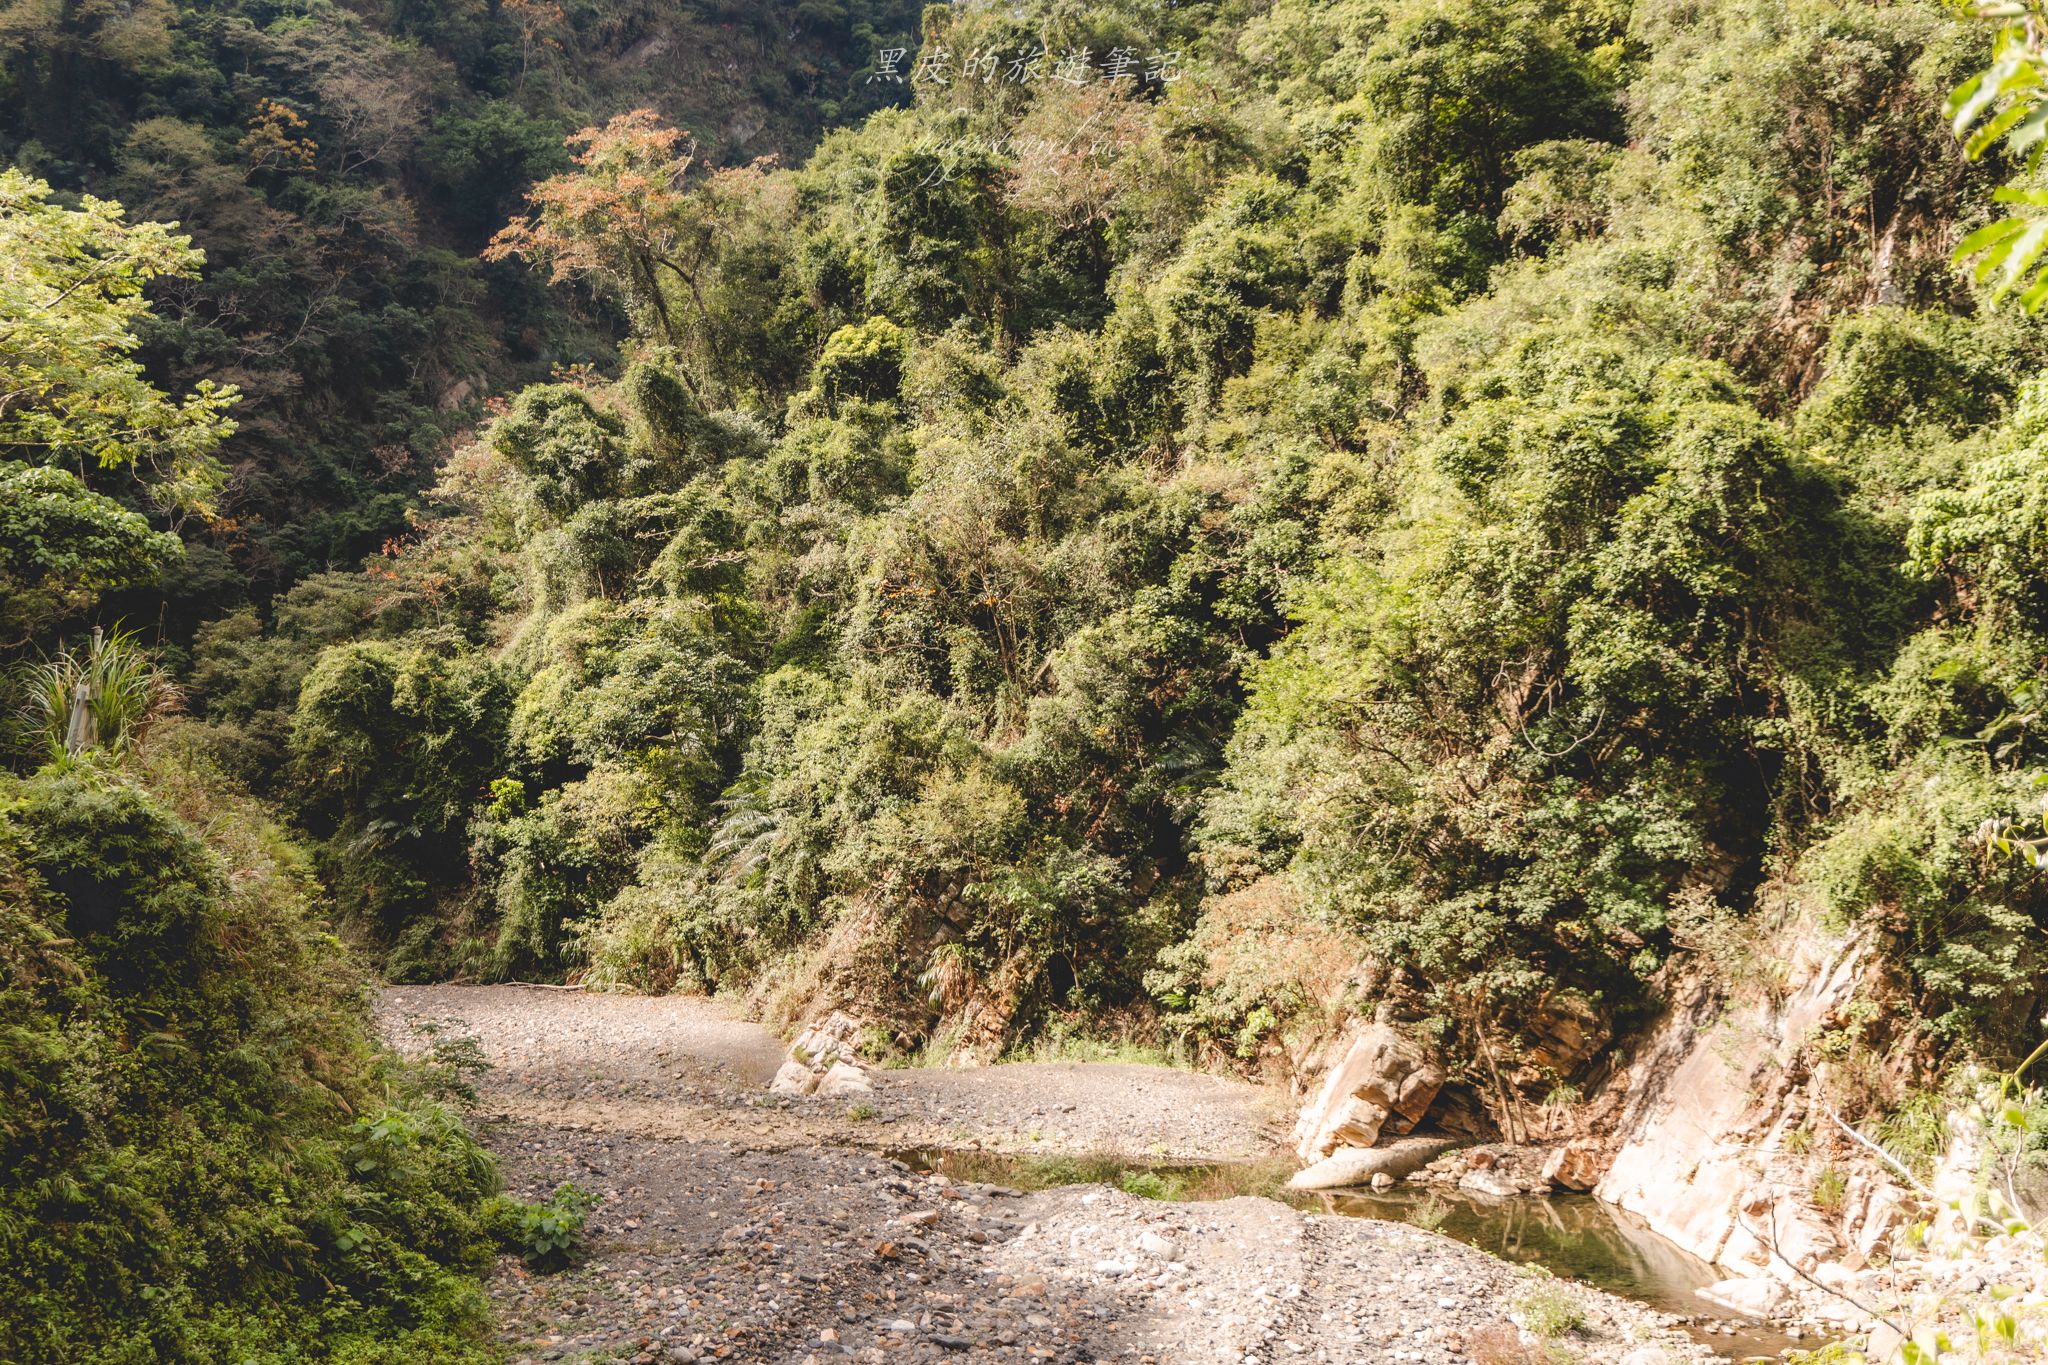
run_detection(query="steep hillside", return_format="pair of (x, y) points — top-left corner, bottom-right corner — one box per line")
(0, 0), (921, 609)
(19, 0), (2048, 1356)
(173, 0), (2048, 1128)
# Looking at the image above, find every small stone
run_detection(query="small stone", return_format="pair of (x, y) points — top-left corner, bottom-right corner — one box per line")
(1866, 1324), (1904, 1363)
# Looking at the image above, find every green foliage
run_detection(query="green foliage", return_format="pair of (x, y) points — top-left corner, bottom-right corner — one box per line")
(1812, 1163), (1850, 1213)
(0, 465), (180, 647)
(20, 625), (181, 762)
(1910, 378), (2048, 619)
(1512, 1275), (1587, 1339)
(0, 169), (236, 486)
(490, 384), (630, 517)
(111, 0), (2048, 1107)
(474, 768), (654, 977)
(1949, 5), (2048, 309)
(289, 640), (508, 945)
(1343, 0), (1623, 225)
(487, 1182), (600, 1269)
(1143, 875), (1358, 1066)
(205, 0), (2008, 1077)
(0, 758), (500, 1364)
(1211, 329), (1855, 1036)
(810, 317), (912, 408)
(0, 0), (925, 601)
(0, 169), (229, 642)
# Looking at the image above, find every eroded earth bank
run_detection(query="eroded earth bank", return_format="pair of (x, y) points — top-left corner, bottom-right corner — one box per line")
(378, 985), (1716, 1365)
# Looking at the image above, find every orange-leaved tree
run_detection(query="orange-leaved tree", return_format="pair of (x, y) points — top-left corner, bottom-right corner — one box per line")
(486, 108), (782, 396)
(486, 110), (710, 361)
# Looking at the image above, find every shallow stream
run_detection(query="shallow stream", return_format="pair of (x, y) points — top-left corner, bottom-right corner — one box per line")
(888, 1146), (1806, 1361)
(1313, 1184), (1799, 1360)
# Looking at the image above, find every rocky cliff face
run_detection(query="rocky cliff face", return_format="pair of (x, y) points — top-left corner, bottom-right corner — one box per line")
(1283, 928), (1919, 1297)
(1592, 934), (1908, 1280)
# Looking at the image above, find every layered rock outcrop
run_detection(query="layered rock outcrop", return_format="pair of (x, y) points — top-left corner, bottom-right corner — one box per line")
(1279, 927), (1920, 1327)
(1291, 1023), (1445, 1162)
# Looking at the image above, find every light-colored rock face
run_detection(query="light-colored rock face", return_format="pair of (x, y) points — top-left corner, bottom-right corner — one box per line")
(1292, 1023), (1445, 1163)
(1593, 935), (1904, 1282)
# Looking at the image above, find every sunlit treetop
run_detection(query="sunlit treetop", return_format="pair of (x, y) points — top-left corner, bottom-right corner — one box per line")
(0, 168), (237, 512)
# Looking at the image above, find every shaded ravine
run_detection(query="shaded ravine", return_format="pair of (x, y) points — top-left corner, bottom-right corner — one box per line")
(378, 985), (1729, 1365)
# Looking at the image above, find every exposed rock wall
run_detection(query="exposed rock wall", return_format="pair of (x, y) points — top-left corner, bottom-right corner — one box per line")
(1279, 928), (1918, 1301)
(1592, 934), (1908, 1278)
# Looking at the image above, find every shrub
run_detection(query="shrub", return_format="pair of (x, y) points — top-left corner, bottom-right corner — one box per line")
(488, 1182), (601, 1269)
(1812, 1165), (1849, 1214)
(289, 639), (508, 946)
(19, 625), (181, 762)
(0, 759), (502, 1363)
(810, 317), (910, 408)
(1512, 1276), (1587, 1339)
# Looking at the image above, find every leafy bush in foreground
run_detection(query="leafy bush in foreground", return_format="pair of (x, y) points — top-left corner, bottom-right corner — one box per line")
(0, 753), (502, 1364)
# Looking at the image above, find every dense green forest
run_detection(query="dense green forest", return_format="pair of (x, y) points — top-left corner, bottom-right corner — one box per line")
(0, 0), (922, 608)
(16, 0), (2048, 1354)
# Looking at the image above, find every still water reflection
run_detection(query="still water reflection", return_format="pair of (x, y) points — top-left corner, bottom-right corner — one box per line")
(1309, 1186), (1802, 1359)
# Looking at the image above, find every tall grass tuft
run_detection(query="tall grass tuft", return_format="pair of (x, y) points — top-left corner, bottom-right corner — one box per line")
(20, 625), (181, 761)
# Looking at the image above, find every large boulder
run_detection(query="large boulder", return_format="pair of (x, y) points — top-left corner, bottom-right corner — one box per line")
(769, 1059), (820, 1096)
(1293, 1024), (1445, 1163)
(1459, 1167), (1523, 1199)
(815, 1060), (872, 1097)
(770, 1012), (875, 1099)
(1541, 1139), (1607, 1192)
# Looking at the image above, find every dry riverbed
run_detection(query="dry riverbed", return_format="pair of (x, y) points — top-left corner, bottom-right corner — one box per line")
(377, 985), (1719, 1365)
